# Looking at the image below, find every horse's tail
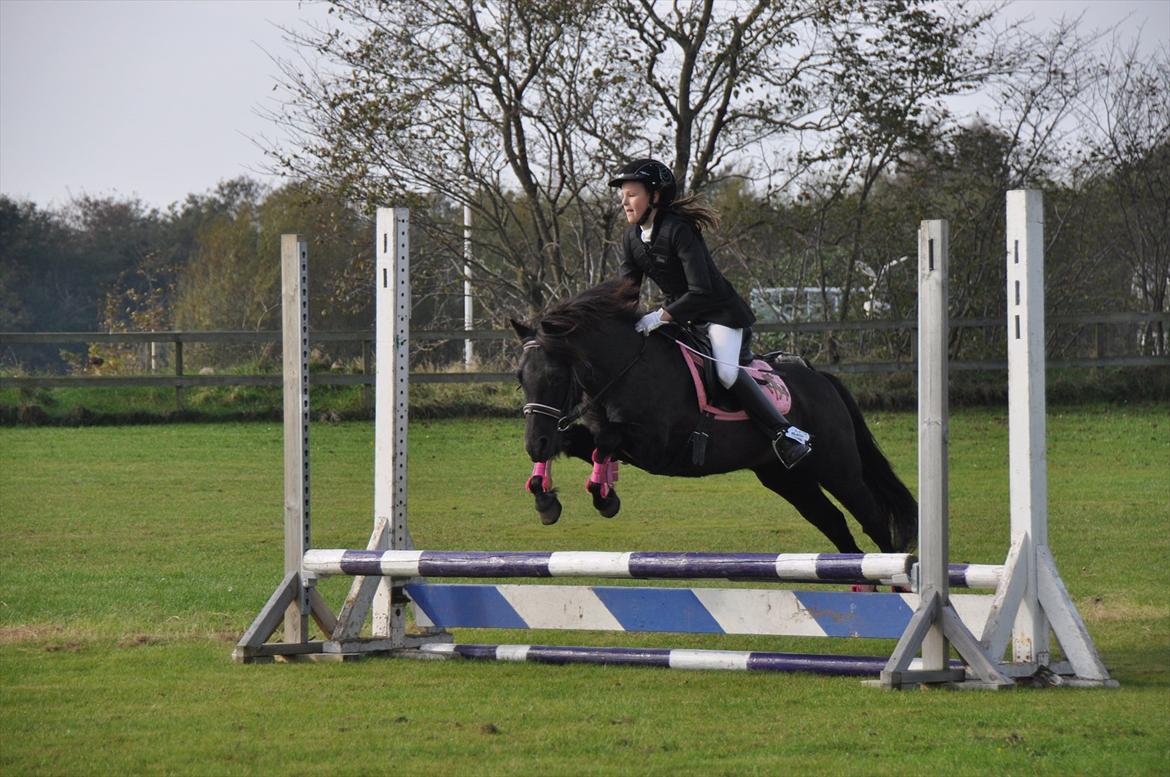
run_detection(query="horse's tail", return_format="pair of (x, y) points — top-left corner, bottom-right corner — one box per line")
(821, 371), (918, 553)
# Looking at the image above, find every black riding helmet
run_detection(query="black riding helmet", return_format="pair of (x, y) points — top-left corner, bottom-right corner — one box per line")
(608, 158), (677, 208)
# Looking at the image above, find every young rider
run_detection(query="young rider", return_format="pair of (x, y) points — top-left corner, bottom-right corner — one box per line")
(608, 158), (812, 469)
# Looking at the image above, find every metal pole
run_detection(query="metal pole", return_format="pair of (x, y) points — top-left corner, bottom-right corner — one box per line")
(463, 204), (474, 370)
(174, 339), (184, 409)
(372, 208), (411, 638)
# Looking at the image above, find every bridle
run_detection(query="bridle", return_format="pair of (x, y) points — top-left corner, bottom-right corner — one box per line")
(520, 341), (578, 430)
(520, 337), (647, 432)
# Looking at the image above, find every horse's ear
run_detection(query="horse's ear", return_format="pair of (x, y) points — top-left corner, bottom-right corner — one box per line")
(538, 319), (572, 337)
(510, 318), (535, 341)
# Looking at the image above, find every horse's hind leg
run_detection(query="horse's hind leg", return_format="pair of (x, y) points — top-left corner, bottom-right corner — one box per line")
(753, 464), (863, 554)
(820, 475), (899, 553)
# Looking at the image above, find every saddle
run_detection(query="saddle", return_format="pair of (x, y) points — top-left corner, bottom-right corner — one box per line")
(667, 324), (738, 410)
(665, 324), (799, 412)
(662, 323), (804, 465)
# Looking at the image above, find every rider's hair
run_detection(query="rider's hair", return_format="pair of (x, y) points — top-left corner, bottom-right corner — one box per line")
(665, 193), (721, 233)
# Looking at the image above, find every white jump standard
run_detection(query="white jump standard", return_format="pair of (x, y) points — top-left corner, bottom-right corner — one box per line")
(235, 197), (1114, 689)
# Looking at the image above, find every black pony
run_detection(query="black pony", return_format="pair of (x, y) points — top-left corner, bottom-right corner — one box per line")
(510, 279), (917, 554)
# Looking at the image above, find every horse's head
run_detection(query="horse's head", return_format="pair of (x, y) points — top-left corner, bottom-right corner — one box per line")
(510, 318), (579, 461)
(510, 279), (642, 462)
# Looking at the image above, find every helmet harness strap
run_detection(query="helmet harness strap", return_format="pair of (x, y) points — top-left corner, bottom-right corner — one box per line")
(636, 190), (657, 226)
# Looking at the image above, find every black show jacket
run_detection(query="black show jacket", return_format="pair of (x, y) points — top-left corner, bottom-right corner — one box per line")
(618, 211), (755, 328)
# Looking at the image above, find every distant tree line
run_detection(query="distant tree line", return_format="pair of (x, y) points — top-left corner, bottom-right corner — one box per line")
(1, 181), (365, 370)
(1, 0), (1166, 374)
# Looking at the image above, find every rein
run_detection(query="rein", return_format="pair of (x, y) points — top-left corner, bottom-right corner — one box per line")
(521, 336), (648, 431)
(670, 335), (753, 375)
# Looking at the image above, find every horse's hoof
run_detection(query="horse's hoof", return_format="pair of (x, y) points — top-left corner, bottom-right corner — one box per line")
(587, 483), (621, 518)
(537, 496), (562, 525)
(850, 584), (878, 593)
(530, 479), (562, 525)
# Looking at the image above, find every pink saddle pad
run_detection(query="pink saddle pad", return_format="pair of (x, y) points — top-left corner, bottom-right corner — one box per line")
(679, 343), (793, 421)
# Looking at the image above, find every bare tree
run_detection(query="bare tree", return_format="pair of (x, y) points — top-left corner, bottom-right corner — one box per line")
(266, 0), (997, 323)
(269, 0), (622, 316)
(603, 2), (993, 191)
(1075, 41), (1169, 354)
(605, 0), (999, 358)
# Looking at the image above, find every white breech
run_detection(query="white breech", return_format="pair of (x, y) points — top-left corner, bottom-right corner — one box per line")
(708, 323), (743, 389)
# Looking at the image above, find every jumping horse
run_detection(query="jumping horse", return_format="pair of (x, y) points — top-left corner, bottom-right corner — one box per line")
(511, 279), (917, 555)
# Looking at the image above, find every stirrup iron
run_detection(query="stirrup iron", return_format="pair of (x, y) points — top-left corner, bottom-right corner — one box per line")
(773, 426), (812, 469)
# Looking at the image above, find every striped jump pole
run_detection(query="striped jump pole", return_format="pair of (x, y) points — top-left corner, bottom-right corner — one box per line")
(303, 549), (1003, 589)
(419, 643), (963, 676)
(948, 563), (1003, 589)
(303, 549), (915, 584)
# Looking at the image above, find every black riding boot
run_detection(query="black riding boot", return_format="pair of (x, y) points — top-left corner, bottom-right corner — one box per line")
(730, 370), (812, 469)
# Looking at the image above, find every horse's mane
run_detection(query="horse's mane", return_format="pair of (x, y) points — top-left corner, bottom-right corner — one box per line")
(534, 278), (641, 361)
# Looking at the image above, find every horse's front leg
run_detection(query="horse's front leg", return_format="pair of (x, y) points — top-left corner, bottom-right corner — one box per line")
(525, 460), (562, 525)
(524, 425), (593, 526)
(585, 426), (623, 519)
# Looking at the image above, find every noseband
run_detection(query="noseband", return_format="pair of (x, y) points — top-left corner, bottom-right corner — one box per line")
(521, 402), (567, 422)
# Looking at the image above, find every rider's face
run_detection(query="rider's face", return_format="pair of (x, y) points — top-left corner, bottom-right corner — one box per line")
(620, 182), (655, 224)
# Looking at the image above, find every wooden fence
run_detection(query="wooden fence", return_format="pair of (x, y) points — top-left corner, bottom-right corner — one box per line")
(1, 312), (1166, 399)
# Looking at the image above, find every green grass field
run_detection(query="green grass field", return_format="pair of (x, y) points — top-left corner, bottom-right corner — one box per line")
(1, 405), (1167, 775)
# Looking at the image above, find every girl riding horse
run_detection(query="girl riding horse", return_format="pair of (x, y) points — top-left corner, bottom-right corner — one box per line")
(511, 160), (917, 553)
(609, 158), (811, 469)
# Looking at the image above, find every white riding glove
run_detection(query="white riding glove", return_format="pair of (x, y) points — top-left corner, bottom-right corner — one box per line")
(634, 308), (668, 335)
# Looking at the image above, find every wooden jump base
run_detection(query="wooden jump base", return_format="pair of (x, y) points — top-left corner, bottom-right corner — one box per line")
(235, 197), (1115, 689)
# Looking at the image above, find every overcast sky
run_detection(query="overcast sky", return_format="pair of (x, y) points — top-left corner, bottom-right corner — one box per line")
(1, 0), (1167, 212)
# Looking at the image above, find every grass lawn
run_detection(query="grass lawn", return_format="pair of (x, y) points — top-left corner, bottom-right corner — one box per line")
(1, 404), (1167, 775)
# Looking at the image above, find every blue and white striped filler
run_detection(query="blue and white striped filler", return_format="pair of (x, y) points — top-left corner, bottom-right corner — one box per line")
(405, 583), (994, 639)
(418, 643), (962, 677)
(302, 549), (915, 584)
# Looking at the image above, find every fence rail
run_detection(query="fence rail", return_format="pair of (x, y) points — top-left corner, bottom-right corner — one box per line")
(1, 311), (1166, 392)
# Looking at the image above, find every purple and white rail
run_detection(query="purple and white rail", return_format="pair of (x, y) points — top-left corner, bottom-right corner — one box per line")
(948, 563), (1003, 590)
(302, 549), (1003, 589)
(302, 549), (916, 584)
(418, 644), (962, 676)
(422, 643), (890, 675)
